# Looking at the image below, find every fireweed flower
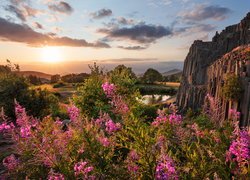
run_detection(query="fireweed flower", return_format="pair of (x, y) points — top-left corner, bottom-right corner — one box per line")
(152, 111), (182, 127)
(0, 122), (14, 133)
(74, 161), (94, 177)
(127, 150), (140, 173)
(105, 120), (121, 134)
(67, 105), (80, 121)
(20, 125), (31, 138)
(155, 155), (178, 180)
(128, 150), (139, 161)
(169, 114), (182, 124)
(48, 171), (65, 180)
(102, 82), (116, 97)
(110, 96), (129, 115)
(2, 154), (18, 171)
(98, 137), (110, 147)
(190, 123), (204, 138)
(15, 102), (27, 126)
(226, 129), (250, 167)
(229, 109), (241, 120)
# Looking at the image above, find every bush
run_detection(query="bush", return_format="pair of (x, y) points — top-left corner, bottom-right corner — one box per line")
(221, 74), (243, 100)
(53, 82), (66, 88)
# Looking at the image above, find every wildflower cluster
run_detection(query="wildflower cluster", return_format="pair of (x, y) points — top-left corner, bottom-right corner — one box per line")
(126, 150), (140, 173)
(226, 129), (250, 173)
(74, 161), (94, 178)
(2, 154), (18, 171)
(101, 82), (129, 115)
(155, 155), (178, 180)
(67, 105), (80, 121)
(102, 82), (116, 97)
(152, 110), (182, 127)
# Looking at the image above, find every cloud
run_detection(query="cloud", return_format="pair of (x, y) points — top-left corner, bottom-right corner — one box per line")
(180, 4), (232, 21)
(48, 1), (73, 14)
(116, 17), (135, 25)
(0, 17), (110, 48)
(175, 23), (216, 35)
(117, 45), (148, 50)
(5, 5), (26, 21)
(5, 1), (43, 21)
(98, 24), (172, 44)
(90, 8), (112, 19)
(33, 22), (43, 29)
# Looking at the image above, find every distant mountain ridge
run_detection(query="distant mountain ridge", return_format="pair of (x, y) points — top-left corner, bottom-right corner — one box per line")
(15, 71), (53, 80)
(162, 69), (182, 76)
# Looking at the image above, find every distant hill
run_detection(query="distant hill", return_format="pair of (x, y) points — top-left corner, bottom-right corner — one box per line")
(162, 69), (182, 77)
(15, 71), (53, 80)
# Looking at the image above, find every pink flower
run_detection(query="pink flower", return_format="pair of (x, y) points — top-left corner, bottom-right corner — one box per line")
(111, 96), (129, 115)
(74, 161), (94, 177)
(15, 102), (27, 126)
(98, 137), (110, 147)
(226, 129), (250, 167)
(128, 150), (139, 161)
(102, 82), (116, 97)
(169, 114), (182, 124)
(48, 171), (65, 180)
(152, 112), (182, 127)
(20, 125), (31, 138)
(229, 109), (241, 120)
(67, 105), (80, 121)
(128, 164), (139, 173)
(105, 120), (121, 134)
(0, 122), (14, 133)
(191, 123), (204, 138)
(155, 155), (178, 180)
(3, 154), (18, 171)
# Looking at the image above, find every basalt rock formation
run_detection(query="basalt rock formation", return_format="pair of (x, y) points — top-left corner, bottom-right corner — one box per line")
(177, 12), (250, 126)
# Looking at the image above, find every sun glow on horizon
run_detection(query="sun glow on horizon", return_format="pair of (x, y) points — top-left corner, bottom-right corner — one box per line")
(40, 46), (63, 63)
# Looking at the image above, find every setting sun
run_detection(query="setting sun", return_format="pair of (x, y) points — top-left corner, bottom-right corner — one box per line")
(41, 46), (62, 63)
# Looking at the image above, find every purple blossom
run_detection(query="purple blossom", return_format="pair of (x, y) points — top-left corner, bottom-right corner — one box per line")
(74, 161), (94, 177)
(15, 102), (27, 126)
(102, 82), (116, 97)
(128, 164), (139, 173)
(152, 112), (182, 127)
(98, 137), (110, 147)
(190, 123), (204, 138)
(155, 155), (178, 180)
(128, 150), (139, 161)
(20, 125), (31, 138)
(226, 129), (250, 167)
(168, 114), (182, 124)
(229, 109), (241, 120)
(0, 122), (14, 133)
(111, 95), (129, 115)
(67, 105), (80, 121)
(48, 171), (65, 180)
(105, 120), (121, 134)
(2, 154), (18, 171)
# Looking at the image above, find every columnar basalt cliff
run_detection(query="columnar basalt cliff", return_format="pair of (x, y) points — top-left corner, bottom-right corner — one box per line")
(177, 12), (250, 126)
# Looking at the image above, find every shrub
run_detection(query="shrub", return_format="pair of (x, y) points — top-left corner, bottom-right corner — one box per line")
(221, 74), (243, 100)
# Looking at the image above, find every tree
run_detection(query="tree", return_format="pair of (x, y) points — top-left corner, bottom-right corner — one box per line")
(108, 65), (138, 96)
(51, 74), (60, 83)
(142, 68), (162, 84)
(28, 75), (42, 85)
(0, 63), (59, 119)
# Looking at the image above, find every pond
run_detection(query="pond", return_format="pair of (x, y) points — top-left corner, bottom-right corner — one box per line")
(139, 94), (171, 105)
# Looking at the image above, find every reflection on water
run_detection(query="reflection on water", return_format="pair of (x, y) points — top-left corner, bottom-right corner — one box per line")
(140, 95), (171, 105)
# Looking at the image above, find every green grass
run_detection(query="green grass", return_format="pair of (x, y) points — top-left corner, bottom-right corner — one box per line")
(136, 83), (178, 95)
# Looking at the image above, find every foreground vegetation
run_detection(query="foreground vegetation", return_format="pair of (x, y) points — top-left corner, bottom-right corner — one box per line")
(0, 63), (249, 179)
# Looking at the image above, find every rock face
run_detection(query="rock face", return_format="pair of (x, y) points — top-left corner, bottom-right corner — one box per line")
(177, 12), (250, 126)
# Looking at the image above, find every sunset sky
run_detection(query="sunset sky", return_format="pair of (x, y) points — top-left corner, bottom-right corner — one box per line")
(0, 0), (249, 74)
